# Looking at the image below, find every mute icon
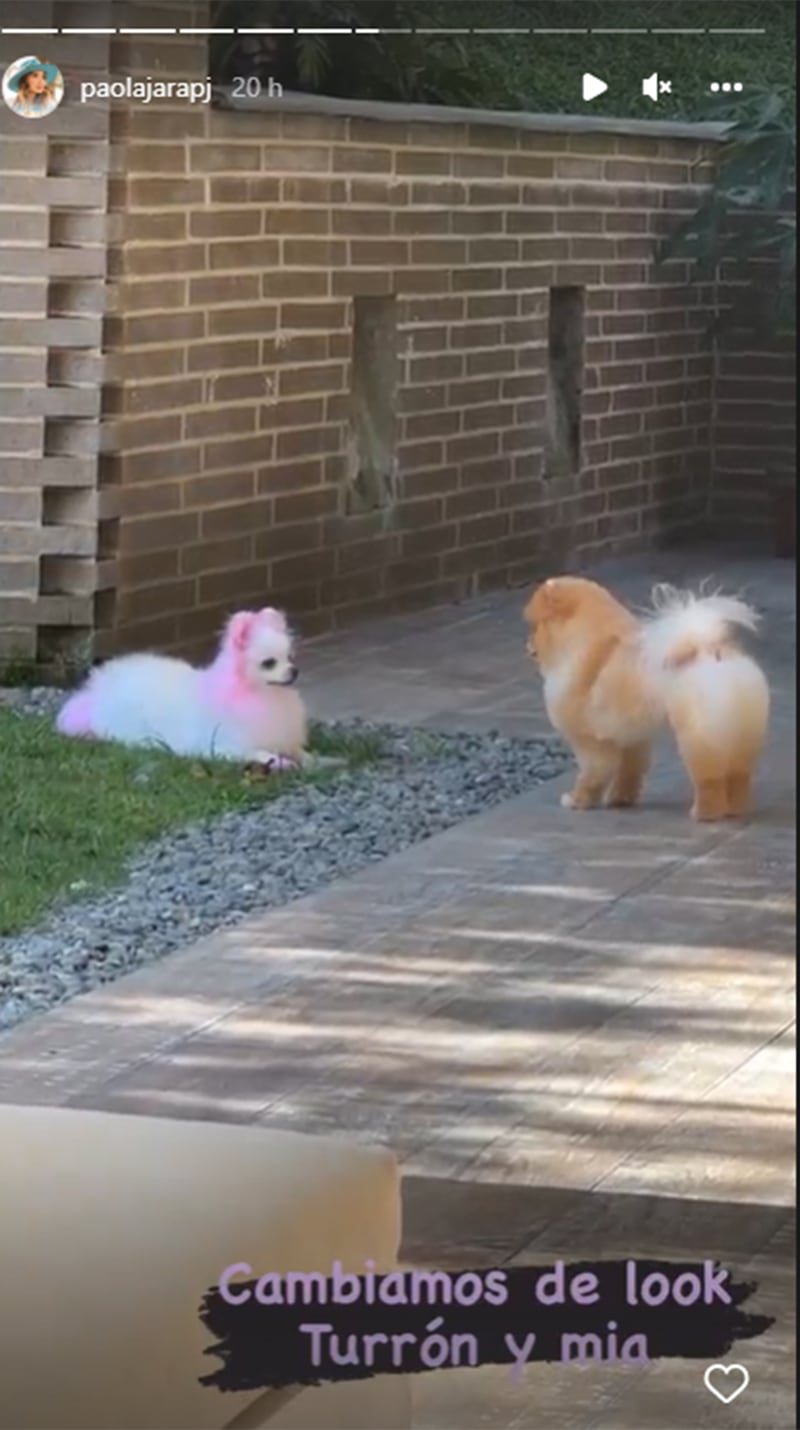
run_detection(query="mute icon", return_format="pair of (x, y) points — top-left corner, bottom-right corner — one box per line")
(642, 72), (672, 101)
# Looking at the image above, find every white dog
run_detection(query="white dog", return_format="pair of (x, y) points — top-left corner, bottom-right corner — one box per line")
(56, 607), (308, 766)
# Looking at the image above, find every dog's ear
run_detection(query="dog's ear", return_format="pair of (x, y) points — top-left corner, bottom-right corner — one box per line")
(526, 578), (577, 626)
(227, 610), (256, 651)
(259, 607), (288, 632)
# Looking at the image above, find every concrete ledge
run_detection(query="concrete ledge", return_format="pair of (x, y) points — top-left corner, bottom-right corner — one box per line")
(213, 85), (730, 143)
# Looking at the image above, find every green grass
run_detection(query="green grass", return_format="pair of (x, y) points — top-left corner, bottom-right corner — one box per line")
(0, 710), (384, 938)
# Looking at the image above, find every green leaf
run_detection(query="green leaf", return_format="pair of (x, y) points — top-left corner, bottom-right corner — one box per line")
(656, 83), (795, 340)
(295, 33), (331, 87)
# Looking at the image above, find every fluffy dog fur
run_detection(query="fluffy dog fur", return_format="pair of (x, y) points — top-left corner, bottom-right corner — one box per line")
(56, 606), (308, 765)
(524, 576), (770, 821)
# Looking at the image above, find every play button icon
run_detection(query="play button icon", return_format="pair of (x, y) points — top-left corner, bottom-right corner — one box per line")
(582, 73), (608, 101)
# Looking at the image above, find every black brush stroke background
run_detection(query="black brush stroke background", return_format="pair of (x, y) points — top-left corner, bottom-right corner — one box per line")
(198, 1259), (773, 1393)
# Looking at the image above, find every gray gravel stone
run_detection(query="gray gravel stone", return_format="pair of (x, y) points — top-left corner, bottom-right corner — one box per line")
(0, 685), (63, 719)
(1, 691), (568, 1036)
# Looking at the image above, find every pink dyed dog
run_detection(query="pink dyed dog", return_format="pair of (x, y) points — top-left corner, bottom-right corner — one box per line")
(56, 607), (308, 766)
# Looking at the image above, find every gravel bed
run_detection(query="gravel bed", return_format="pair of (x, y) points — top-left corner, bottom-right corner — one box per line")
(1, 689), (569, 1036)
(1, 685), (68, 719)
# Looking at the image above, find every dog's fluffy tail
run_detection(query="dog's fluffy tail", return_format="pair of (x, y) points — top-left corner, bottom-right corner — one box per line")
(642, 583), (760, 669)
(641, 584), (770, 765)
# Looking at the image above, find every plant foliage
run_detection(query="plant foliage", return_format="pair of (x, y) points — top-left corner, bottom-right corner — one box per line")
(210, 1), (796, 121)
(657, 90), (796, 339)
(211, 0), (474, 105)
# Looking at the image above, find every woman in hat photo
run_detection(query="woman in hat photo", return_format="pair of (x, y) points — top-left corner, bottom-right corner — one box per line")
(3, 56), (64, 119)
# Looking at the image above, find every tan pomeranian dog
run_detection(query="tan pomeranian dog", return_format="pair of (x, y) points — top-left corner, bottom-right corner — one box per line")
(524, 576), (770, 821)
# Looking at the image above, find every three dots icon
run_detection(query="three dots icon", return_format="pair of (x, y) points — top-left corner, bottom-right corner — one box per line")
(710, 82), (744, 93)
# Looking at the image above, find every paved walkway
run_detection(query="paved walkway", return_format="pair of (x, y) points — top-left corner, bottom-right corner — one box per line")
(0, 549), (795, 1428)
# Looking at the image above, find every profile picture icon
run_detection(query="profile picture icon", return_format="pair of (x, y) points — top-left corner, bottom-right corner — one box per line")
(2, 55), (64, 120)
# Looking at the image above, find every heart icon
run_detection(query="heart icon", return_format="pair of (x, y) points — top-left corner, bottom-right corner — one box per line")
(704, 1364), (750, 1404)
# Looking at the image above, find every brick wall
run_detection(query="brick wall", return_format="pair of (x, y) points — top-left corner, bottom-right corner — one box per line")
(102, 89), (721, 655)
(1, 12), (794, 669)
(712, 342), (796, 543)
(710, 247), (796, 541)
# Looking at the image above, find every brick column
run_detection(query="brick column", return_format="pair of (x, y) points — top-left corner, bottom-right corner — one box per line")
(0, 1), (116, 672)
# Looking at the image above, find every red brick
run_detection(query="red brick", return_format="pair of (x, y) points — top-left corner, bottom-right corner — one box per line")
(399, 385), (448, 415)
(276, 426), (342, 459)
(282, 177), (347, 204)
(183, 471), (256, 508)
(190, 210), (262, 239)
(447, 432), (500, 463)
(209, 240), (280, 270)
(446, 489), (498, 520)
(351, 239), (409, 266)
(274, 488), (339, 523)
(402, 466), (460, 499)
(401, 440), (445, 470)
(403, 410), (461, 441)
(256, 459), (325, 495)
(396, 150), (452, 176)
(282, 239), (348, 267)
(449, 377), (501, 405)
(185, 406), (257, 440)
(187, 340), (261, 373)
(200, 500), (272, 540)
(454, 153), (505, 179)
(463, 402), (516, 432)
(120, 513), (199, 554)
(203, 433), (275, 470)
(262, 397), (326, 429)
(180, 536), (254, 576)
(452, 210), (504, 234)
(254, 521), (324, 559)
(452, 268), (505, 292)
(385, 556), (442, 589)
(410, 354), (463, 383)
(332, 146), (393, 174)
(208, 305), (279, 337)
(466, 350), (517, 377)
(271, 549), (336, 587)
(279, 365), (346, 397)
(334, 209), (392, 235)
(210, 177), (281, 204)
(333, 271), (394, 297)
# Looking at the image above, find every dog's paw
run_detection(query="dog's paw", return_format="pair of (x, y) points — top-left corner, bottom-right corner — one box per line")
(252, 750), (299, 773)
(690, 798), (728, 822)
(690, 804), (724, 823)
(562, 789), (602, 811)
